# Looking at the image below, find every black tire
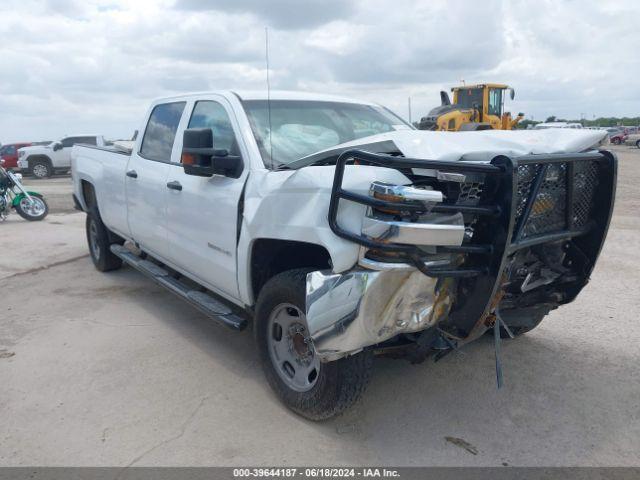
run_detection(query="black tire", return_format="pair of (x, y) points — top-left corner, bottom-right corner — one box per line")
(86, 211), (123, 272)
(30, 159), (52, 178)
(636, 140), (640, 149)
(15, 194), (48, 221)
(612, 138), (620, 145)
(255, 269), (373, 421)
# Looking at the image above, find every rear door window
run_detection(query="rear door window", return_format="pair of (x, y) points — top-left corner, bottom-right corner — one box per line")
(140, 102), (187, 162)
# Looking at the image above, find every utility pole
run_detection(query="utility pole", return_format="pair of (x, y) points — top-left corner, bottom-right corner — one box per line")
(408, 97), (412, 124)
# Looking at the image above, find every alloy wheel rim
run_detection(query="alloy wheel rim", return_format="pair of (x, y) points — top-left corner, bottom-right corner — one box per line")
(33, 164), (48, 177)
(20, 197), (45, 217)
(267, 303), (320, 392)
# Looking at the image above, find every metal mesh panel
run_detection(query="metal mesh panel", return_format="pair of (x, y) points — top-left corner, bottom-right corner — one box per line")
(457, 181), (484, 205)
(572, 161), (599, 228)
(515, 164), (536, 225)
(522, 163), (567, 237)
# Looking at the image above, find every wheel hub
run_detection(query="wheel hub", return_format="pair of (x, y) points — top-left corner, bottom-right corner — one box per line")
(288, 324), (313, 365)
(267, 303), (321, 392)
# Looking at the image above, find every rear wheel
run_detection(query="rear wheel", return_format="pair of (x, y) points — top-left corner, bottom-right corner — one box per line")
(636, 140), (640, 149)
(15, 195), (48, 221)
(86, 212), (123, 272)
(612, 138), (620, 145)
(256, 269), (373, 420)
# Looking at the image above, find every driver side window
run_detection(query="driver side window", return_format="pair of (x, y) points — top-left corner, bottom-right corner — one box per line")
(61, 137), (76, 148)
(187, 101), (239, 157)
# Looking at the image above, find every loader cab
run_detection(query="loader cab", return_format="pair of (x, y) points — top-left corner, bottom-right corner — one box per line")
(419, 83), (522, 131)
(452, 83), (518, 130)
(452, 84), (507, 117)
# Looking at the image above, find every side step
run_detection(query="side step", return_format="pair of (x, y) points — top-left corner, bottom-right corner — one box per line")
(110, 244), (248, 331)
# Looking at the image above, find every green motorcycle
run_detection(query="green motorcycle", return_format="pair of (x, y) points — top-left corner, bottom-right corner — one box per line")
(0, 160), (48, 221)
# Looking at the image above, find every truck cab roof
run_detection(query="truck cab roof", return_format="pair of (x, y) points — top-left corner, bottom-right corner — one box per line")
(150, 90), (379, 106)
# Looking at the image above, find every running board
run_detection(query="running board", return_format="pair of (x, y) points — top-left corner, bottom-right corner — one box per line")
(110, 244), (248, 331)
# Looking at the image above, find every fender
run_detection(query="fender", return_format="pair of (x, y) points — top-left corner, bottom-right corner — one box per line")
(11, 191), (44, 207)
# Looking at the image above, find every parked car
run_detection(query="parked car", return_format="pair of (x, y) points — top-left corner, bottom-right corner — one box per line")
(0, 143), (32, 169)
(624, 133), (640, 148)
(17, 135), (107, 178)
(610, 132), (627, 145)
(71, 91), (616, 420)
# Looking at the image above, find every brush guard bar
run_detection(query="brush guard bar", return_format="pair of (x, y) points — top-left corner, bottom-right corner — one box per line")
(327, 149), (616, 335)
(328, 149), (507, 278)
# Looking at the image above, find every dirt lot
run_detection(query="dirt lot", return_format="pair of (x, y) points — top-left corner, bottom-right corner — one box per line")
(1, 147), (639, 466)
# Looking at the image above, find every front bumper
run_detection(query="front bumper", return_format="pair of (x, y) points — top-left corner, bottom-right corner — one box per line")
(306, 268), (453, 361)
(306, 149), (617, 361)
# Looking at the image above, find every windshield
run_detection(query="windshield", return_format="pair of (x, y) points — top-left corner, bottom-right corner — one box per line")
(242, 100), (410, 168)
(455, 88), (483, 109)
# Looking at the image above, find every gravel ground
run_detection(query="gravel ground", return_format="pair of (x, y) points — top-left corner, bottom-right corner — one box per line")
(0, 146), (638, 466)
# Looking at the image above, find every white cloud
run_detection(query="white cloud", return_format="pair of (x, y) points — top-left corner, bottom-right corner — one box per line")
(0, 0), (638, 143)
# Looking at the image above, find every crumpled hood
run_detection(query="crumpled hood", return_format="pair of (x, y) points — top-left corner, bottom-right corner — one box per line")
(301, 128), (609, 164)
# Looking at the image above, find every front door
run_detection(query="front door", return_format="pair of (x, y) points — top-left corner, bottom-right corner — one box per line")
(126, 101), (187, 259)
(165, 97), (248, 300)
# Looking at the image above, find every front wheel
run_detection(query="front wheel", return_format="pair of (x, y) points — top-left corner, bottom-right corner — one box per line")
(15, 195), (48, 221)
(30, 160), (52, 178)
(256, 269), (373, 420)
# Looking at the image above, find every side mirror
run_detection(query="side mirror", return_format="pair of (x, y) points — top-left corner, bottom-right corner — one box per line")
(509, 88), (515, 100)
(181, 128), (243, 179)
(52, 142), (63, 151)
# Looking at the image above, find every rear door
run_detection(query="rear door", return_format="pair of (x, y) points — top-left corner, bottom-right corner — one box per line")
(164, 96), (248, 299)
(126, 101), (187, 260)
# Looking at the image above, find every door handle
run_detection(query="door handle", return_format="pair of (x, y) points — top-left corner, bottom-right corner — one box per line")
(166, 180), (182, 191)
(126, 170), (138, 178)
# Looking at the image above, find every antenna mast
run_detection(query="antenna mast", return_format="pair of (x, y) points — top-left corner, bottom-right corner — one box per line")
(265, 27), (274, 170)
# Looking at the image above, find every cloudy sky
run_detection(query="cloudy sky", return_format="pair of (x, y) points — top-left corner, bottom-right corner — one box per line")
(0, 0), (638, 143)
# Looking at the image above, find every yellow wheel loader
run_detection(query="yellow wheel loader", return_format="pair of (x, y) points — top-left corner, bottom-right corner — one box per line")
(418, 83), (524, 131)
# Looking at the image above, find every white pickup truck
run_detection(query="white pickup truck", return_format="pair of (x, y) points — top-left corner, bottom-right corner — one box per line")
(19, 134), (107, 178)
(72, 91), (616, 420)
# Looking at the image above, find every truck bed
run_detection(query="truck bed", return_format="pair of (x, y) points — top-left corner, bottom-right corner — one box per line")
(71, 143), (132, 237)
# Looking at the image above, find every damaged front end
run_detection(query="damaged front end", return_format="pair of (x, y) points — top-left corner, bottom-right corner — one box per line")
(306, 149), (616, 362)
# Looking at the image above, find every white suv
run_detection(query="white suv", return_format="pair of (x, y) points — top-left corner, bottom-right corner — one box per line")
(18, 135), (106, 178)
